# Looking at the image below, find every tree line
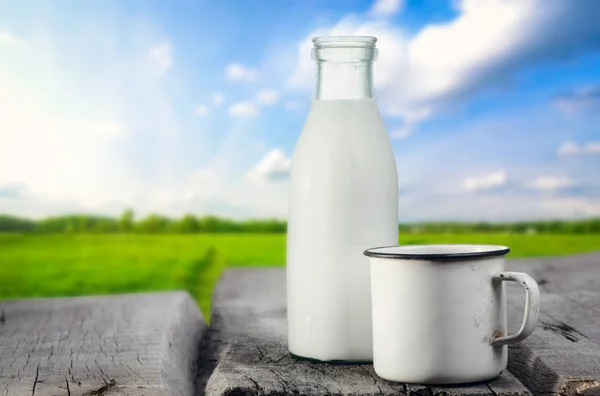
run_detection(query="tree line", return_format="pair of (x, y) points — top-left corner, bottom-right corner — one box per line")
(398, 220), (600, 234)
(0, 210), (599, 234)
(0, 210), (286, 233)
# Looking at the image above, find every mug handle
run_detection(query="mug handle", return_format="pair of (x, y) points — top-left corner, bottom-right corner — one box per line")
(490, 271), (540, 347)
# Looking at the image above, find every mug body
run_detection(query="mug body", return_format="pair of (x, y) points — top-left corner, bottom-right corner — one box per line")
(368, 245), (508, 384)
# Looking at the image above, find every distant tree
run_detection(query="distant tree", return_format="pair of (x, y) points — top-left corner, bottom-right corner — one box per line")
(0, 215), (35, 232)
(198, 215), (223, 232)
(176, 214), (199, 233)
(64, 222), (76, 233)
(508, 222), (528, 234)
(119, 209), (135, 232)
(241, 218), (286, 233)
(135, 213), (170, 233)
(94, 218), (119, 232)
(473, 222), (492, 232)
(77, 216), (91, 232)
(585, 219), (600, 233)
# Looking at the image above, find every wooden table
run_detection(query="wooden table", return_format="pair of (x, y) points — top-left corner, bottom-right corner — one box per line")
(1, 252), (599, 395)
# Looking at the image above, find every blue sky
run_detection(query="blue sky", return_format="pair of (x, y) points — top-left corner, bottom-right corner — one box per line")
(1, 0), (599, 221)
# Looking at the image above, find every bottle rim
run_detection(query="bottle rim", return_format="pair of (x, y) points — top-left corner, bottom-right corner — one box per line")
(312, 36), (377, 48)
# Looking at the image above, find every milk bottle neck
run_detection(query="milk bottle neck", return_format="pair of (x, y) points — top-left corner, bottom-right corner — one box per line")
(312, 36), (377, 101)
(315, 62), (374, 100)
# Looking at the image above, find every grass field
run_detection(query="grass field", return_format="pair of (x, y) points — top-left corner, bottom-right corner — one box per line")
(1, 233), (598, 320)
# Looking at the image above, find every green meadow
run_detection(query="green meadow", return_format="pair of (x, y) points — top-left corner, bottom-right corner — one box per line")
(1, 233), (598, 321)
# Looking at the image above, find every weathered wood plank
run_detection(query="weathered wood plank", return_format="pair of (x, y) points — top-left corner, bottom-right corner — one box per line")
(0, 291), (206, 396)
(507, 251), (600, 295)
(505, 290), (600, 396)
(204, 269), (531, 396)
(502, 252), (600, 394)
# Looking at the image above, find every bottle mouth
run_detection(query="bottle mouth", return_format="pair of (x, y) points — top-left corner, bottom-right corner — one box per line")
(312, 36), (378, 63)
(312, 36), (377, 49)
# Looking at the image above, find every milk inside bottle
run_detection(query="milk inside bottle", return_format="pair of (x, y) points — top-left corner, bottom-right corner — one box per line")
(286, 36), (399, 362)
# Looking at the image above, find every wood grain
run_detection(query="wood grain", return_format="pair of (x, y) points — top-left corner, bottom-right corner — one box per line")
(0, 291), (206, 396)
(507, 251), (600, 295)
(504, 252), (600, 395)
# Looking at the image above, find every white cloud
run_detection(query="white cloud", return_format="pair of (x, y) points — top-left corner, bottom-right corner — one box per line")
(212, 92), (225, 106)
(289, 0), (600, 123)
(554, 85), (600, 114)
(369, 0), (404, 16)
(0, 20), (190, 215)
(196, 104), (209, 117)
(90, 122), (127, 138)
(0, 80), (130, 203)
(246, 149), (292, 183)
(257, 88), (279, 105)
(587, 142), (600, 152)
(148, 40), (172, 74)
(463, 170), (507, 192)
(389, 108), (429, 139)
(390, 126), (412, 139)
(0, 31), (25, 47)
(226, 63), (257, 82)
(558, 141), (600, 156)
(0, 182), (27, 199)
(558, 141), (580, 156)
(185, 169), (221, 199)
(540, 197), (600, 218)
(526, 176), (575, 191)
(228, 102), (259, 117)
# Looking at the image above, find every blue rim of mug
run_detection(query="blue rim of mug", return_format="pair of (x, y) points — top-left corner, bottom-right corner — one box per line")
(363, 244), (511, 261)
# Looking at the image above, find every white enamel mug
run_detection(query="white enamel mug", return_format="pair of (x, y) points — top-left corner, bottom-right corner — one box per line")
(364, 244), (540, 385)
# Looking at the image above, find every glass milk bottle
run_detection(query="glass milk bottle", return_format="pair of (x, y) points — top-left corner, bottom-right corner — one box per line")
(286, 36), (398, 362)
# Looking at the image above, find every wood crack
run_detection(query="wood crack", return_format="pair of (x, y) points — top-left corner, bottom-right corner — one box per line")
(268, 368), (291, 394)
(255, 346), (265, 363)
(244, 375), (261, 394)
(359, 365), (381, 390)
(127, 364), (151, 386)
(486, 384), (498, 396)
(83, 379), (117, 396)
(31, 363), (40, 396)
(65, 377), (71, 396)
(540, 319), (587, 343)
(135, 353), (146, 368)
(94, 360), (109, 381)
